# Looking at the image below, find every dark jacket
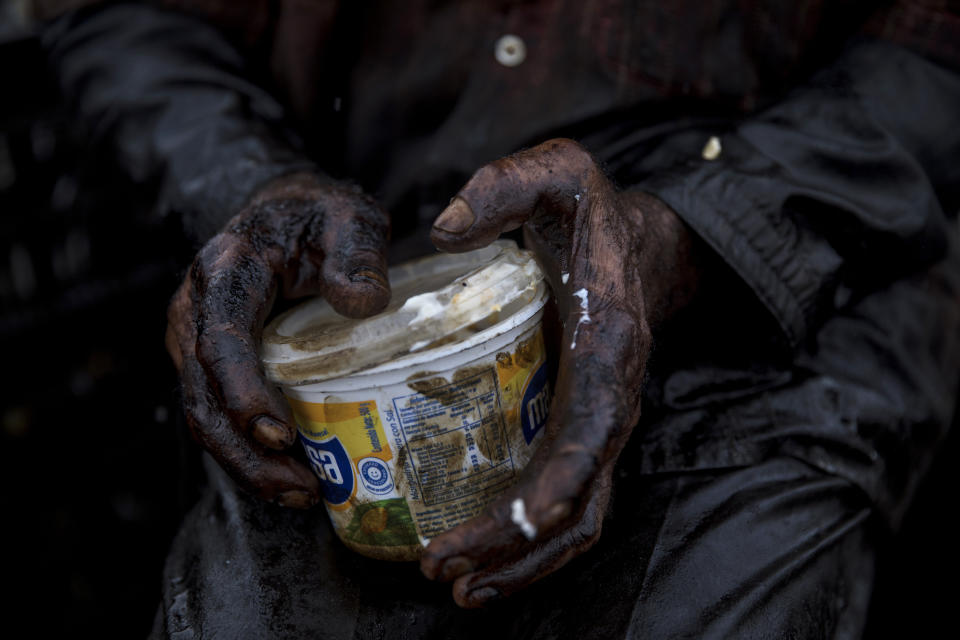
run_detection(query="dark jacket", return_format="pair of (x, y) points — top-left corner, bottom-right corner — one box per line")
(41, 0), (960, 529)
(35, 2), (960, 637)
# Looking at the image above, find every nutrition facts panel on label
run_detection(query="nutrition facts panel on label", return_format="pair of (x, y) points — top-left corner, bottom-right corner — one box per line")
(391, 369), (516, 508)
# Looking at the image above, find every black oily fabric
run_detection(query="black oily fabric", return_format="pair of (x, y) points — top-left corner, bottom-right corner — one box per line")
(41, 3), (960, 637)
(636, 242), (960, 532)
(148, 242), (958, 639)
(41, 4), (316, 246)
(150, 447), (876, 639)
(580, 40), (960, 530)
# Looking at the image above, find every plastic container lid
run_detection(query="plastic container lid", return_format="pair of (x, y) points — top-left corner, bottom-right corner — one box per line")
(261, 240), (547, 386)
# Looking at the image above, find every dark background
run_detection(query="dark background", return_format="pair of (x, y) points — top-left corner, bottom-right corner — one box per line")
(0, 17), (956, 639)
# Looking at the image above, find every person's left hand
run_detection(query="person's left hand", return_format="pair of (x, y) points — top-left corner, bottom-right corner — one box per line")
(420, 139), (701, 607)
(164, 172), (392, 508)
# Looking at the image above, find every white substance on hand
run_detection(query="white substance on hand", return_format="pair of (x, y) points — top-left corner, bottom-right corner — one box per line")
(570, 287), (591, 349)
(510, 498), (537, 541)
(561, 272), (570, 284)
(701, 136), (722, 160)
(400, 291), (445, 325)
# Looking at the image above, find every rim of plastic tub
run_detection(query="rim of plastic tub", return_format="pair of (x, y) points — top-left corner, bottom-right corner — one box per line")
(260, 240), (547, 386)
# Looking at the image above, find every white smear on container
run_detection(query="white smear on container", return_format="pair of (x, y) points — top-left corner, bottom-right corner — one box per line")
(510, 498), (537, 541)
(561, 272), (569, 284)
(570, 287), (591, 349)
(574, 193), (581, 202)
(400, 291), (445, 325)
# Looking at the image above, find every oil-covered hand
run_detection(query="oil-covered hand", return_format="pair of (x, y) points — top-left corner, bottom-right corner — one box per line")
(423, 139), (701, 607)
(165, 172), (391, 509)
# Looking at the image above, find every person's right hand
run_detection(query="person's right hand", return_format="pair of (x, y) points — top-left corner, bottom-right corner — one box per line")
(165, 172), (391, 508)
(420, 138), (701, 607)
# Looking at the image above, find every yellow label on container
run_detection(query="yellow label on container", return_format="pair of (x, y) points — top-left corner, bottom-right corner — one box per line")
(496, 328), (549, 444)
(287, 399), (394, 511)
(287, 398), (420, 550)
(289, 399), (393, 462)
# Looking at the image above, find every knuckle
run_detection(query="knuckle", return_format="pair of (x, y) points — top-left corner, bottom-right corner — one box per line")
(242, 460), (276, 492)
(194, 326), (222, 363)
(325, 184), (390, 229)
(559, 511), (602, 551)
(469, 162), (504, 189)
(352, 195), (390, 229)
(542, 137), (587, 158)
(225, 447), (289, 497)
(196, 329), (258, 384)
(540, 138), (596, 176)
(182, 396), (221, 444)
(166, 281), (194, 327)
(189, 254), (212, 294)
(164, 324), (185, 367)
(198, 237), (268, 284)
(420, 549), (445, 577)
(569, 526), (600, 552)
(543, 137), (584, 154)
(195, 236), (228, 269)
(574, 515), (601, 544)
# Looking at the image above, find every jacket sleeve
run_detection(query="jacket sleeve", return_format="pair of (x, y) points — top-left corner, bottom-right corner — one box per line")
(632, 38), (960, 347)
(41, 2), (316, 244)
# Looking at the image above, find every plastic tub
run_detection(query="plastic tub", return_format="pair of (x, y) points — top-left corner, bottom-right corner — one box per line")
(261, 241), (551, 560)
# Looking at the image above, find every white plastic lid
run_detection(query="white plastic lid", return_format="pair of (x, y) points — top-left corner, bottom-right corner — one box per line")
(260, 240), (547, 386)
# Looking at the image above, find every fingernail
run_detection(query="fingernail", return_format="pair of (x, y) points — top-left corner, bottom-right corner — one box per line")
(467, 586), (502, 605)
(276, 490), (317, 509)
(252, 416), (294, 450)
(439, 555), (475, 581)
(348, 266), (388, 289)
(433, 198), (475, 234)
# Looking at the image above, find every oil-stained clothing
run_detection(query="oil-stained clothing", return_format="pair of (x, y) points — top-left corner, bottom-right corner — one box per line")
(40, 1), (960, 638)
